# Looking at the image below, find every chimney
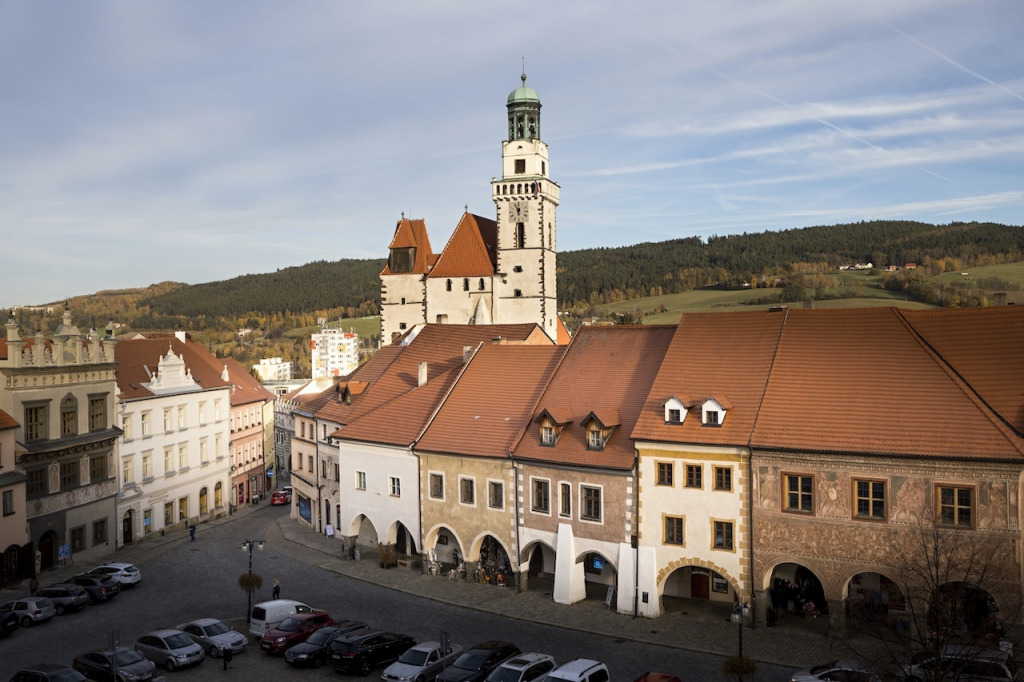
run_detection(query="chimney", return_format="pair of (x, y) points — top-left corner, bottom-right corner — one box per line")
(418, 362), (428, 387)
(463, 345), (474, 364)
(175, 330), (187, 343)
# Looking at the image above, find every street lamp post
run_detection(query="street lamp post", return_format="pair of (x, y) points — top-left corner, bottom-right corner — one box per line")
(242, 538), (265, 623)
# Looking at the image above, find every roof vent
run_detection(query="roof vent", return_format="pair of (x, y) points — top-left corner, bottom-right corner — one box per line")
(418, 362), (428, 387)
(768, 306), (786, 312)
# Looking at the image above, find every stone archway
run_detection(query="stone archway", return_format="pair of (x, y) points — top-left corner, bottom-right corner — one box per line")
(931, 582), (1003, 641)
(659, 560), (741, 616)
(845, 571), (908, 632)
(521, 541), (556, 593)
(767, 562), (830, 633)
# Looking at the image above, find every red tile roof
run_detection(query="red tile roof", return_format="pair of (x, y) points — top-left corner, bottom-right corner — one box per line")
(416, 345), (567, 458)
(316, 323), (550, 428)
(900, 306), (1024, 433)
(380, 217), (435, 276)
(0, 408), (18, 430)
(115, 335), (233, 400)
(514, 325), (676, 470)
(751, 307), (1024, 459)
(632, 310), (786, 446)
(427, 213), (498, 278)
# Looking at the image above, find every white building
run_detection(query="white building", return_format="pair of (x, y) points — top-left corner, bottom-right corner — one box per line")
(311, 328), (359, 379)
(253, 357), (294, 382)
(115, 333), (232, 546)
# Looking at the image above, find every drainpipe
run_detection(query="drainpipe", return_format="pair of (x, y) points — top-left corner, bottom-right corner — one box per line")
(633, 449), (640, 618)
(513, 459), (522, 592)
(747, 453), (756, 628)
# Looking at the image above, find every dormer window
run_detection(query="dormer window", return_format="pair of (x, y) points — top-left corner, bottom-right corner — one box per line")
(541, 426), (555, 446)
(701, 397), (731, 427)
(663, 396), (689, 425)
(587, 428), (603, 449)
(534, 407), (573, 447)
(582, 410), (619, 451)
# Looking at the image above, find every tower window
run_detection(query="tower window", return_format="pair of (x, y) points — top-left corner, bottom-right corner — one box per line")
(514, 289), (522, 297)
(515, 159), (526, 174)
(463, 278), (469, 291)
(516, 223), (525, 248)
(446, 279), (452, 292)
(513, 266), (523, 273)
(542, 161), (546, 175)
(478, 278), (485, 290)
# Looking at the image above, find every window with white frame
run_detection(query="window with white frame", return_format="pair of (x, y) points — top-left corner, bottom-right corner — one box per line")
(163, 408), (173, 432)
(460, 477), (475, 505)
(164, 448), (173, 474)
(122, 458), (134, 485)
(356, 471), (366, 491)
(141, 411), (151, 437)
(142, 452), (152, 479)
(389, 477), (401, 497)
(581, 485), (602, 522)
(177, 405), (186, 430)
(559, 483), (571, 517)
(121, 414), (133, 440)
(532, 479), (550, 513)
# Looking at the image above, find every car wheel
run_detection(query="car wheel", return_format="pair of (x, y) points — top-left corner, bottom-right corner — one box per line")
(165, 659), (176, 672)
(358, 659), (372, 676)
(55, 604), (66, 615)
(209, 645), (220, 658)
(21, 616), (32, 628)
(313, 653), (324, 668)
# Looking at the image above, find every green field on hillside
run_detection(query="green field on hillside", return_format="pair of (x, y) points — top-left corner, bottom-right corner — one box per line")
(286, 316), (380, 341)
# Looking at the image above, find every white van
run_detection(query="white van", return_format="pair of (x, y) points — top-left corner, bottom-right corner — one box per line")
(248, 599), (314, 637)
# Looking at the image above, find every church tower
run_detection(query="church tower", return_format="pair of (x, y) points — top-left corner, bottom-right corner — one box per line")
(492, 73), (560, 342)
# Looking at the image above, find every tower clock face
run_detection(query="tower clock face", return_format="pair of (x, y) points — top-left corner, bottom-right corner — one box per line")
(508, 200), (528, 223)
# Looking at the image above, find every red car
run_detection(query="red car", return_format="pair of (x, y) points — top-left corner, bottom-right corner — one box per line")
(260, 611), (333, 654)
(270, 490), (289, 505)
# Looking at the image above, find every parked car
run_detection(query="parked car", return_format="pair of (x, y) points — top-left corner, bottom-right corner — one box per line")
(285, 620), (368, 668)
(270, 490), (289, 505)
(484, 652), (556, 682)
(326, 629), (417, 676)
(900, 644), (1019, 682)
(282, 485), (293, 498)
(248, 598), (314, 637)
(8, 663), (87, 681)
(36, 584), (90, 615)
(176, 617), (249, 657)
(68, 574), (120, 603)
(790, 659), (879, 682)
(84, 562), (142, 587)
(0, 609), (20, 638)
(260, 610), (334, 654)
(382, 640), (465, 682)
(71, 647), (156, 682)
(134, 628), (205, 671)
(0, 596), (56, 628)
(538, 658), (608, 682)
(436, 641), (522, 682)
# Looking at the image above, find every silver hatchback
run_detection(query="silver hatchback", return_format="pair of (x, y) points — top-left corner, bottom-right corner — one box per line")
(134, 629), (205, 671)
(0, 596), (57, 628)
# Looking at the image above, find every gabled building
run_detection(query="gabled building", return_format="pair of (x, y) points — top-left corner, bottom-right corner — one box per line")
(115, 333), (232, 545)
(631, 310), (786, 617)
(327, 324), (553, 555)
(0, 408), (28, 587)
(0, 310), (120, 572)
(512, 325), (675, 611)
(415, 343), (565, 582)
(380, 74), (564, 346)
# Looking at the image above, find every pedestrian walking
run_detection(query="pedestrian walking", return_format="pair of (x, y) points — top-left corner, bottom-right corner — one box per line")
(222, 645), (232, 671)
(189, 523), (196, 541)
(272, 577), (280, 600)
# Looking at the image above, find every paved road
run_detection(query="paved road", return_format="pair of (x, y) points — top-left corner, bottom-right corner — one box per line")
(1, 504), (802, 680)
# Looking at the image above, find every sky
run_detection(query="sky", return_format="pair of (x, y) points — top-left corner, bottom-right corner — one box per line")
(2, 1), (1023, 309)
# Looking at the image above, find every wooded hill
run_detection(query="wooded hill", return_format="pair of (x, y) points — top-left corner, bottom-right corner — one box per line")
(13, 219), (1024, 338)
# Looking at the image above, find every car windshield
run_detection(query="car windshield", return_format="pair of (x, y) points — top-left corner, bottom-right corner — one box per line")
(399, 648), (430, 665)
(307, 628), (338, 645)
(455, 652), (488, 670)
(809, 661), (839, 674)
(165, 633), (193, 648)
(114, 649), (146, 665)
(486, 667), (525, 682)
(204, 621), (231, 636)
(50, 670), (86, 682)
(276, 618), (301, 632)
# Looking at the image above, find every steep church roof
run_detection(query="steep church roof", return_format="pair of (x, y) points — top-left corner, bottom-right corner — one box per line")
(427, 213), (498, 278)
(380, 217), (435, 276)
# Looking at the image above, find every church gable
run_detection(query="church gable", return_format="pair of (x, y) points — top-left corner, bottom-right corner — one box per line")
(428, 213), (498, 278)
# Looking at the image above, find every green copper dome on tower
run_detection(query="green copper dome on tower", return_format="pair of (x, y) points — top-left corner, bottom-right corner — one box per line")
(506, 72), (541, 141)
(507, 72), (540, 105)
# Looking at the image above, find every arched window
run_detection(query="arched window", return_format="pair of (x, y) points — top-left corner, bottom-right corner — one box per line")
(61, 395), (77, 437)
(214, 482), (223, 508)
(199, 487), (209, 515)
(446, 279), (452, 292)
(463, 278), (469, 291)
(478, 278), (485, 291)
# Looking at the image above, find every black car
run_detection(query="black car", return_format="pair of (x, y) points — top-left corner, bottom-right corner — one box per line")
(0, 609), (20, 638)
(9, 663), (87, 681)
(69, 574), (121, 603)
(327, 629), (416, 676)
(285, 620), (368, 668)
(436, 641), (522, 682)
(36, 584), (90, 614)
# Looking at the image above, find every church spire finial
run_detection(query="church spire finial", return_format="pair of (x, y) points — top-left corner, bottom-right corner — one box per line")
(521, 56), (526, 86)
